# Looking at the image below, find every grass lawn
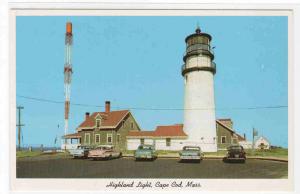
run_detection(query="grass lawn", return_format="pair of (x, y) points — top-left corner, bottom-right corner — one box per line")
(17, 151), (43, 158)
(245, 148), (288, 159)
(16, 150), (69, 158)
(205, 148), (288, 159)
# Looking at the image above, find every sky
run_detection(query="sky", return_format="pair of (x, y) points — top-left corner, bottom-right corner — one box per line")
(16, 16), (288, 148)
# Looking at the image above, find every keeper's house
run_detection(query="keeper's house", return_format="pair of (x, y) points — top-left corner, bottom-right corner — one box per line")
(63, 101), (141, 152)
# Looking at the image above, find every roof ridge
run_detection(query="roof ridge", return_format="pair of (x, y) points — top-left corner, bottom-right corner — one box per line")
(157, 124), (183, 127)
(92, 110), (129, 114)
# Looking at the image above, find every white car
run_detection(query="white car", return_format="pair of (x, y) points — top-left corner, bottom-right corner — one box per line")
(69, 145), (91, 159)
(179, 146), (204, 162)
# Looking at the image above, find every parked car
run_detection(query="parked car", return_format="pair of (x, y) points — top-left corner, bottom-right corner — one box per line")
(69, 145), (91, 159)
(88, 145), (122, 160)
(223, 145), (246, 163)
(179, 146), (203, 162)
(134, 144), (157, 161)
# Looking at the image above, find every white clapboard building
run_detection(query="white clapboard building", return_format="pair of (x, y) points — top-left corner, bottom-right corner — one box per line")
(127, 124), (187, 151)
(254, 136), (271, 150)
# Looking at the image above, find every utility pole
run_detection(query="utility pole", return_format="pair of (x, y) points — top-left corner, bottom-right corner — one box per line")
(16, 106), (25, 151)
(252, 127), (258, 155)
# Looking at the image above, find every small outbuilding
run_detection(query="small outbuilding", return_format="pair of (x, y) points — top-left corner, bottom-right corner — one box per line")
(254, 136), (271, 150)
(127, 124), (187, 151)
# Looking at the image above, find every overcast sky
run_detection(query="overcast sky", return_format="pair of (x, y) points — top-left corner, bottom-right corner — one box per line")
(16, 16), (288, 148)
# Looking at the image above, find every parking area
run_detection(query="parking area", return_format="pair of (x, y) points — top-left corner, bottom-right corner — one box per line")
(16, 157), (288, 178)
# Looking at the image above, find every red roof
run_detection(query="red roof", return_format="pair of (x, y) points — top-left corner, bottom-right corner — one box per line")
(127, 124), (187, 138)
(127, 131), (155, 137)
(77, 110), (129, 130)
(154, 124), (186, 136)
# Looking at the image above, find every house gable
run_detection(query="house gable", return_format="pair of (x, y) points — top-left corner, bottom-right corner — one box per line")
(216, 119), (245, 149)
(76, 110), (129, 131)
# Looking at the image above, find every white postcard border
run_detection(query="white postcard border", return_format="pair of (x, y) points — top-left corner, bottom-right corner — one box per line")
(7, 5), (297, 193)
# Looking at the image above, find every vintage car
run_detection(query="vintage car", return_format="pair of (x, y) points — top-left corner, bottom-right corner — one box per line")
(179, 146), (203, 162)
(134, 144), (157, 161)
(69, 145), (91, 159)
(88, 145), (122, 160)
(223, 145), (246, 163)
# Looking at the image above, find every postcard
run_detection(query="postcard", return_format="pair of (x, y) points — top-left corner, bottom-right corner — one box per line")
(8, 5), (294, 192)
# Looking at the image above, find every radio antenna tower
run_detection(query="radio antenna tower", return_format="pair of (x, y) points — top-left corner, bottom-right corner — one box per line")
(64, 22), (73, 137)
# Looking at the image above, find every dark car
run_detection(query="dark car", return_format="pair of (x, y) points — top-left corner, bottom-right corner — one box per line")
(223, 145), (246, 163)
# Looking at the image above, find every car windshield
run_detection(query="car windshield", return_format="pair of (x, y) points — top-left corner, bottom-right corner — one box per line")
(138, 145), (152, 150)
(184, 146), (200, 151)
(228, 146), (242, 151)
(97, 146), (111, 150)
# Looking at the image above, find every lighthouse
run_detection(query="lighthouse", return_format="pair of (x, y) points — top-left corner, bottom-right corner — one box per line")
(182, 26), (217, 152)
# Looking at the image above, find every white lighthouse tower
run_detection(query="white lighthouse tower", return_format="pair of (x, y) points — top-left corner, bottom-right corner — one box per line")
(182, 26), (217, 152)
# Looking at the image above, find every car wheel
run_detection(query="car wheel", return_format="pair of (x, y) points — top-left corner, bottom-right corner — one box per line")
(119, 153), (122, 158)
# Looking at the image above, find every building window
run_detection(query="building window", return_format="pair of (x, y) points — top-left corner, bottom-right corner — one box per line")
(221, 136), (226, 144)
(232, 138), (238, 144)
(122, 120), (125, 128)
(117, 134), (120, 143)
(95, 134), (100, 144)
(84, 133), (90, 144)
(131, 122), (134, 129)
(166, 138), (171, 147)
(96, 119), (101, 128)
(140, 138), (144, 145)
(107, 134), (113, 144)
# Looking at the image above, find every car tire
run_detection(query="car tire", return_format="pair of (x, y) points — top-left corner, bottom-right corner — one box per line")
(119, 153), (122, 158)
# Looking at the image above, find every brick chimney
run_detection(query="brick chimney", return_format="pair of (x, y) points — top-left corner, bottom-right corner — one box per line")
(85, 112), (90, 120)
(105, 101), (110, 113)
(219, 119), (233, 129)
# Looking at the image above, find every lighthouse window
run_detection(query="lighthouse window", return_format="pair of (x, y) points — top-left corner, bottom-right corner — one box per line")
(197, 36), (209, 45)
(185, 75), (188, 84)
